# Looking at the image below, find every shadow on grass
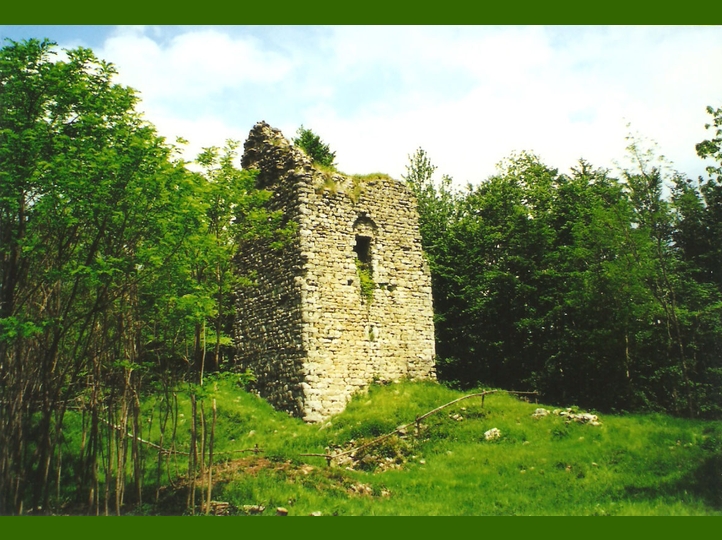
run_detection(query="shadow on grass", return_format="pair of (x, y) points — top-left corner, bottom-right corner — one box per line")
(675, 453), (722, 509)
(623, 453), (722, 510)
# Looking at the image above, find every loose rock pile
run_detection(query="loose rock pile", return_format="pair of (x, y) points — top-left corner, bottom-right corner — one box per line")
(532, 407), (602, 426)
(325, 432), (414, 472)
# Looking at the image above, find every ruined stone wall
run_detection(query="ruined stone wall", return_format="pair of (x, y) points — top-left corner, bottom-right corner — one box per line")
(298, 174), (436, 421)
(235, 122), (435, 422)
(234, 124), (313, 417)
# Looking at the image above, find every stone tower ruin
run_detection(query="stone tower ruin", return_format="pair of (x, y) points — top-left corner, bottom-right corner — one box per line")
(234, 122), (435, 422)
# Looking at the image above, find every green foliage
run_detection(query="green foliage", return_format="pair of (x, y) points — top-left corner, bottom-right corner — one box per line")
(403, 147), (437, 189)
(696, 104), (722, 180)
(293, 125), (337, 169)
(0, 37), (196, 513)
(187, 140), (294, 380)
(0, 39), (294, 515)
(409, 134), (722, 418)
(356, 258), (375, 304)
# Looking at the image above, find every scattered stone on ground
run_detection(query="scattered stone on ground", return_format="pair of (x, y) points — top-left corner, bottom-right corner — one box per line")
(325, 433), (412, 472)
(484, 428), (501, 440)
(551, 408), (602, 426)
(209, 501), (230, 516)
(299, 464), (315, 475)
(242, 504), (265, 515)
(348, 482), (374, 496)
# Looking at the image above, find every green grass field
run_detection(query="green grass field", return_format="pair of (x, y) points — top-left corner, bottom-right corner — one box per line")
(61, 377), (722, 516)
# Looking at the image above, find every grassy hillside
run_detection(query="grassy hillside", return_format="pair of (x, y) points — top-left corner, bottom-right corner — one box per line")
(60, 378), (722, 516)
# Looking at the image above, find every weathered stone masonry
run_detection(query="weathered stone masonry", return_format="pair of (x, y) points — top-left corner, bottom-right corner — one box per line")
(234, 122), (436, 422)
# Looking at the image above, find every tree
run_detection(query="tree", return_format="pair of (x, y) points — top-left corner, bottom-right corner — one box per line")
(667, 104), (722, 417)
(690, 105), (722, 288)
(192, 140), (291, 380)
(402, 148), (458, 263)
(409, 141), (722, 416)
(0, 38), (197, 514)
(401, 149), (463, 377)
(696, 105), (722, 180)
(0, 39), (300, 514)
(293, 125), (337, 168)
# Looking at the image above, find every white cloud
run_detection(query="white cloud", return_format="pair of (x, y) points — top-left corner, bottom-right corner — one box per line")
(99, 27), (293, 109)
(147, 113), (250, 167)
(309, 26), (722, 183)
(86, 25), (722, 185)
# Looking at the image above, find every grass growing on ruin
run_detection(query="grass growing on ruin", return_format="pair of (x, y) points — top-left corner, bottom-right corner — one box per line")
(348, 173), (393, 203)
(312, 168), (395, 203)
(57, 378), (722, 515)
(313, 165), (339, 196)
(355, 259), (375, 304)
(350, 173), (394, 181)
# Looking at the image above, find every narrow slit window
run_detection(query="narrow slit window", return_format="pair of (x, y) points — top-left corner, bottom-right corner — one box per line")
(354, 235), (372, 267)
(354, 235), (374, 303)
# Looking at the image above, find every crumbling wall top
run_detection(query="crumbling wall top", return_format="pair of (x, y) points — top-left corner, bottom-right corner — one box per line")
(241, 121), (313, 188)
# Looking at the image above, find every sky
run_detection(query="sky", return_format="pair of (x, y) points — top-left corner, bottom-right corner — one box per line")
(1, 25), (721, 187)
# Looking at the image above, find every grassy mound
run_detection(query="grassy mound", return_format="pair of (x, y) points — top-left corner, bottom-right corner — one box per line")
(59, 377), (722, 515)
